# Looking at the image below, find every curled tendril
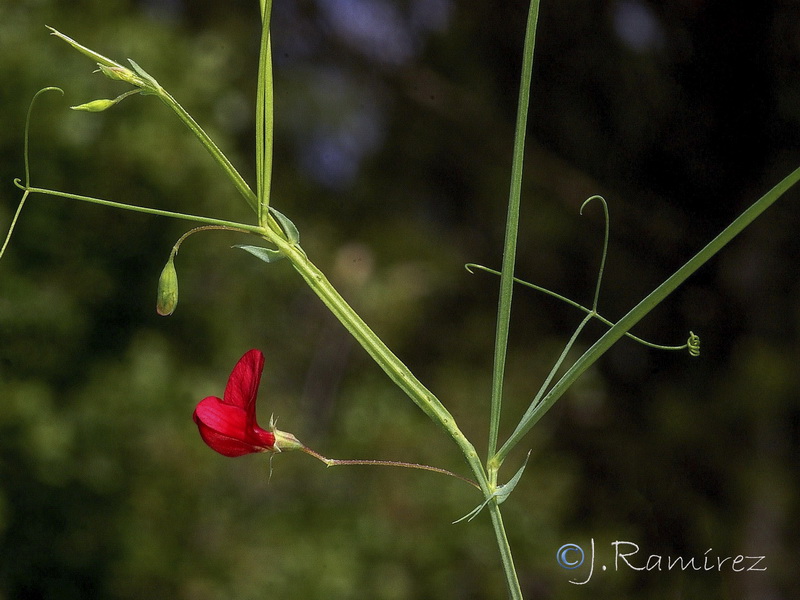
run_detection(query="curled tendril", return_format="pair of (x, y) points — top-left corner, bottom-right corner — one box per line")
(687, 331), (700, 357)
(580, 195), (609, 311)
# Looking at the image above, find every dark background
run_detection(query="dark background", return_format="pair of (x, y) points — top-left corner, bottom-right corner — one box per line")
(1, 1), (799, 598)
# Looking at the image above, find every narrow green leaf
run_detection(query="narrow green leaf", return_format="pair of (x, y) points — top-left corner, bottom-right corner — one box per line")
(47, 26), (124, 70)
(487, 0), (541, 463)
(234, 244), (284, 263)
(256, 1), (274, 225)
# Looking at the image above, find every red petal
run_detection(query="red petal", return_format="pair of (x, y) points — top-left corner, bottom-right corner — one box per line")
(193, 395), (275, 457)
(194, 396), (247, 437)
(222, 349), (265, 411)
(195, 421), (262, 457)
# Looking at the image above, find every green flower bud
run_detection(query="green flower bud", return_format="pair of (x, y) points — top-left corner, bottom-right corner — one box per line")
(156, 257), (179, 316)
(97, 63), (139, 86)
(70, 98), (117, 112)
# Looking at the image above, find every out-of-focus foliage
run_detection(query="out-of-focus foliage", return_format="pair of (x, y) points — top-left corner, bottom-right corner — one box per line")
(1, 1), (799, 599)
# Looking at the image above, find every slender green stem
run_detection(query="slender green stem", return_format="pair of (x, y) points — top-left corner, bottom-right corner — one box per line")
(0, 190), (30, 261)
(488, 312), (590, 474)
(272, 242), (490, 460)
(170, 225), (253, 257)
(533, 313), (592, 402)
(488, 501), (523, 600)
(277, 242), (460, 433)
(488, 0), (541, 477)
(494, 164), (800, 465)
(18, 183), (267, 235)
(48, 28), (266, 221)
(157, 89), (260, 215)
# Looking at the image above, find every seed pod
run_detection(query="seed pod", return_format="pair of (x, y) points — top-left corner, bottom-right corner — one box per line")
(156, 257), (179, 316)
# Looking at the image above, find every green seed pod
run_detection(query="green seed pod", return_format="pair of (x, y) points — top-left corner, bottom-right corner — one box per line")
(156, 257), (179, 316)
(70, 98), (117, 112)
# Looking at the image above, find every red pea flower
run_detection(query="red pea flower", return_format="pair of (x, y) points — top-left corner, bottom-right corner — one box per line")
(193, 349), (302, 457)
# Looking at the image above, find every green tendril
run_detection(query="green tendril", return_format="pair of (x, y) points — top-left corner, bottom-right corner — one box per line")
(687, 331), (701, 357)
(1, 88), (64, 262)
(465, 264), (695, 355)
(580, 195), (609, 311)
(464, 196), (700, 356)
(466, 194), (697, 356)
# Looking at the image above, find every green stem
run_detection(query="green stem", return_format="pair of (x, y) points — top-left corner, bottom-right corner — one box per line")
(157, 89), (260, 215)
(278, 242), (460, 434)
(0, 189), (30, 261)
(18, 183), (266, 234)
(488, 501), (523, 600)
(275, 239), (521, 597)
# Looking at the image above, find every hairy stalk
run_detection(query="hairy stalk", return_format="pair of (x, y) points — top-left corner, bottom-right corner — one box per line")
(300, 446), (480, 489)
(45, 18), (524, 600)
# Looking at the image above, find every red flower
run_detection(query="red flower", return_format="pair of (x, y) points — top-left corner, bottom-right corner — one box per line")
(193, 349), (302, 457)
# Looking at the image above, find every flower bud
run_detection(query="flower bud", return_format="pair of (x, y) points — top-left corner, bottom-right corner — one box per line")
(70, 99), (117, 112)
(156, 257), (179, 316)
(97, 63), (139, 85)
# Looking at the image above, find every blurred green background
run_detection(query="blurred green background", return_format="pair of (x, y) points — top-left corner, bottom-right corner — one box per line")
(2, 1), (799, 598)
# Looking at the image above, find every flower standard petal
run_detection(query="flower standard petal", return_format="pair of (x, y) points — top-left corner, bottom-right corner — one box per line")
(222, 349), (265, 410)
